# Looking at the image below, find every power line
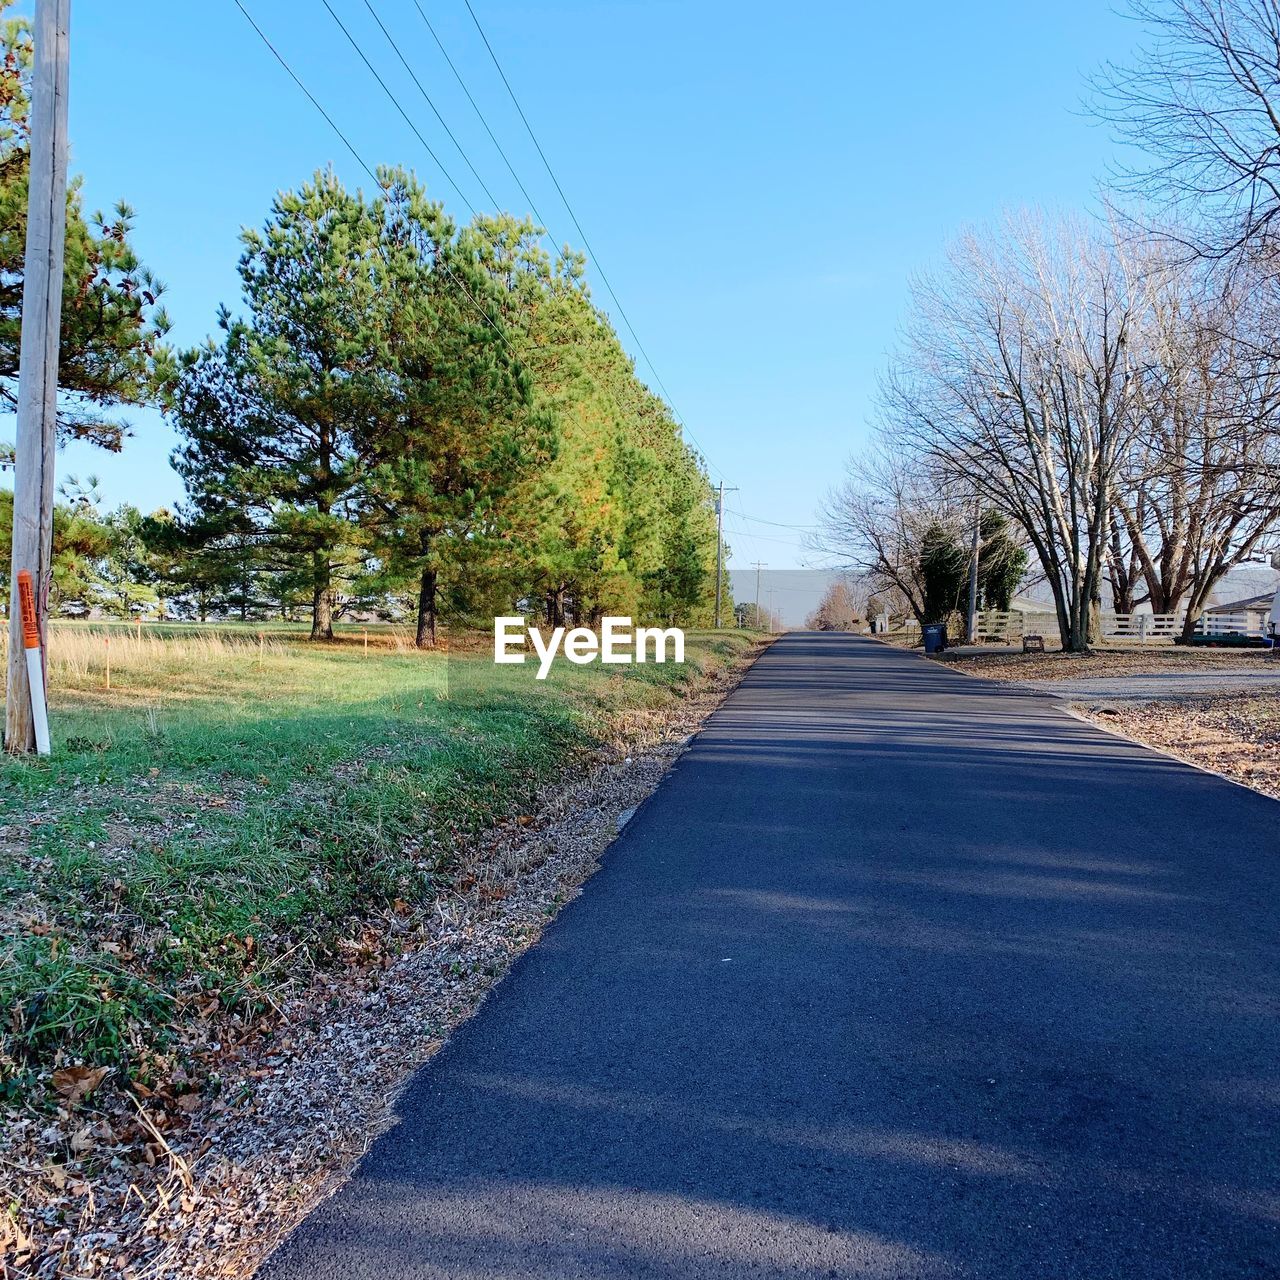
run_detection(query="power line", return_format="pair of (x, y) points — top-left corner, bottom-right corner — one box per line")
(236, 0), (518, 368)
(732, 509), (821, 531)
(722, 523), (812, 550)
(235, 0), (730, 495)
(232, 1), (371, 181)
(409, 0), (551, 233)
(320, 0), (474, 212)
(461, 0), (723, 479)
(359, 0), (501, 211)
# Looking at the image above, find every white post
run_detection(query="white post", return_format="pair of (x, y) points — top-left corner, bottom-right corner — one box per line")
(17, 572), (49, 755)
(965, 497), (980, 644)
(6, 0), (70, 754)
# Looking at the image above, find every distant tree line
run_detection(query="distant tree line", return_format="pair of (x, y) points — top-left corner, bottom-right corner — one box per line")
(160, 170), (721, 645)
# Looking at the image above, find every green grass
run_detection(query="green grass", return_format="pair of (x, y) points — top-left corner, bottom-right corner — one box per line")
(0, 626), (760, 1098)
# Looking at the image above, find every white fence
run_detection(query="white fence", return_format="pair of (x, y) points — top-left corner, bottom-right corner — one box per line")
(1195, 611), (1268, 639)
(976, 610), (1184, 645)
(976, 607), (1272, 644)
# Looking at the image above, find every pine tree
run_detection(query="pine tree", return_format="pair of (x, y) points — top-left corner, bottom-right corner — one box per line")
(171, 170), (393, 639)
(0, 1), (170, 453)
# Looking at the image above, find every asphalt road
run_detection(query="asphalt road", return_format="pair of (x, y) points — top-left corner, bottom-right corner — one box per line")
(259, 633), (1280, 1279)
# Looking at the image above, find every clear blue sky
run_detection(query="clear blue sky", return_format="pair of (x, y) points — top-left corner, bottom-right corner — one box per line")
(56, 0), (1136, 569)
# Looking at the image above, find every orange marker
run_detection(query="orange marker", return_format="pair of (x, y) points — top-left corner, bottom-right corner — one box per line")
(17, 570), (39, 649)
(15, 570), (50, 754)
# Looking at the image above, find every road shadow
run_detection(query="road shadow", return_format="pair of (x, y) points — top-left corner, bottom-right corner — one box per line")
(259, 632), (1280, 1280)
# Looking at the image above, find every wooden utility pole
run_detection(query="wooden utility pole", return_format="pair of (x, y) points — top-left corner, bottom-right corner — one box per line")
(965, 495), (980, 645)
(6, 0), (70, 753)
(712, 480), (738, 629)
(752, 561), (766, 628)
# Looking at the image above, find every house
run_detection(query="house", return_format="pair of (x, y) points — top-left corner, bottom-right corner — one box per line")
(1200, 593), (1275, 638)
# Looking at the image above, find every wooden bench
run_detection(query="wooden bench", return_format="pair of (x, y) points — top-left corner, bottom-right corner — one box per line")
(1022, 634), (1045, 654)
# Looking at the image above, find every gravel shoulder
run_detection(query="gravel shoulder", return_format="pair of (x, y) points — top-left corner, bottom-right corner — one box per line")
(939, 645), (1277, 685)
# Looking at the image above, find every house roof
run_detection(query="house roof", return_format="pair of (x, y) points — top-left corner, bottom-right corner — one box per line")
(1206, 592), (1275, 613)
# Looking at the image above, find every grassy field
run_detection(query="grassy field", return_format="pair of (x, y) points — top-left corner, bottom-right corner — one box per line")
(0, 623), (759, 1104)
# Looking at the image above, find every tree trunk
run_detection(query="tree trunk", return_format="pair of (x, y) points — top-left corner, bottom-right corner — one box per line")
(546, 585), (567, 628)
(416, 564), (438, 649)
(309, 545), (334, 639)
(310, 550), (334, 640)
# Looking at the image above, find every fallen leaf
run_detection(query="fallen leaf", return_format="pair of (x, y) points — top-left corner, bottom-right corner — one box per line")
(52, 1064), (108, 1104)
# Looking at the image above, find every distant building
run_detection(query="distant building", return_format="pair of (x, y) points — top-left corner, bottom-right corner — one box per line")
(1010, 561), (1280, 617)
(1202, 592), (1275, 636)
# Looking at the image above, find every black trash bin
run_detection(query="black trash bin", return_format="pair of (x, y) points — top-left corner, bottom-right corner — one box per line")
(922, 623), (947, 655)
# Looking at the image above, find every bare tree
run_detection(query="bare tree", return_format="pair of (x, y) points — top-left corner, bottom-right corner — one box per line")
(811, 441), (964, 629)
(1095, 0), (1280, 260)
(880, 213), (1140, 652)
(1109, 252), (1280, 633)
(805, 579), (861, 631)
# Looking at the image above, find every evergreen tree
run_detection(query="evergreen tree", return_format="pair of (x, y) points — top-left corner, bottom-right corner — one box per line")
(358, 186), (547, 648)
(171, 171), (394, 639)
(918, 521), (967, 624)
(0, 1), (170, 453)
(977, 509), (1027, 611)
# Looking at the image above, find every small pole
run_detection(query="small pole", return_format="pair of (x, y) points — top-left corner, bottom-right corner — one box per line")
(966, 496), (980, 645)
(752, 561), (766, 630)
(363, 627), (368, 653)
(104, 634), (110, 691)
(713, 480), (739, 629)
(17, 571), (50, 754)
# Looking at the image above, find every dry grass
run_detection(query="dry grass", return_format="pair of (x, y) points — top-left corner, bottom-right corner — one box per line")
(939, 645), (1275, 683)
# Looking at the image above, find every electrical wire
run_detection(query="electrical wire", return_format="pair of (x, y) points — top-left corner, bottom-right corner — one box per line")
(410, 0), (551, 233)
(236, 0), (731, 495)
(461, 0), (723, 478)
(731, 509), (821, 531)
(232, 1), (371, 181)
(722, 524), (812, 550)
(320, 0), (475, 211)
(236, 0), (521, 369)
(359, 0), (501, 212)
